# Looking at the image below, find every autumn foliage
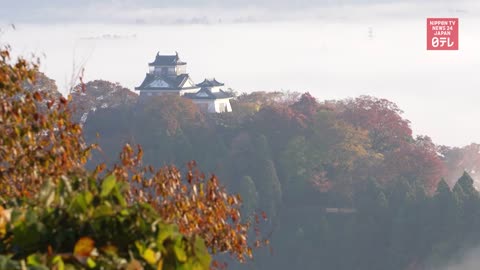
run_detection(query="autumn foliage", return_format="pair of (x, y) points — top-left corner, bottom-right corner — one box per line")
(4, 41), (478, 270)
(0, 47), (257, 269)
(112, 148), (257, 262)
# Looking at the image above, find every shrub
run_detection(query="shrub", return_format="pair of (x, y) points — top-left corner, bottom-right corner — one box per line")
(0, 45), (259, 269)
(0, 175), (210, 270)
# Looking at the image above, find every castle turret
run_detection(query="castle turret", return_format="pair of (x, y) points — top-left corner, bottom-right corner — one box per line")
(135, 52), (198, 96)
(135, 51), (234, 113)
(148, 52), (187, 76)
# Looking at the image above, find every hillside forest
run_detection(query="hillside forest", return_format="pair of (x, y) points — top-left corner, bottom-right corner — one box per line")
(55, 76), (480, 270)
(3, 53), (480, 269)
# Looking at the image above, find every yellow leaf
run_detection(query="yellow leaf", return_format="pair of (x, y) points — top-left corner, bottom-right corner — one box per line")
(142, 248), (157, 265)
(0, 222), (7, 238)
(86, 257), (96, 268)
(52, 255), (65, 270)
(0, 206), (11, 238)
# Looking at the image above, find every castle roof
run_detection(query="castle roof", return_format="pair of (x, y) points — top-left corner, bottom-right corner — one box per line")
(196, 78), (224, 87)
(184, 87), (234, 100)
(135, 73), (197, 91)
(148, 52), (186, 66)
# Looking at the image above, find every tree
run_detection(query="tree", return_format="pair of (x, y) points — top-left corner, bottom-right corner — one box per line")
(432, 179), (456, 245)
(455, 172), (477, 199)
(23, 71), (62, 99)
(452, 172), (480, 238)
(0, 45), (260, 268)
(139, 95), (205, 136)
(0, 48), (91, 197)
(249, 104), (307, 155)
(235, 91), (285, 109)
(439, 144), (480, 187)
(237, 176), (258, 218)
(254, 159), (282, 219)
(339, 95), (412, 153)
(290, 92), (320, 124)
(0, 175), (211, 270)
(381, 136), (446, 193)
(70, 80), (138, 124)
(0, 47), (209, 270)
(277, 136), (312, 204)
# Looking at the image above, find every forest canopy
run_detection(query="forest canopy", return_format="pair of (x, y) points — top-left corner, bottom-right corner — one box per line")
(0, 46), (260, 269)
(3, 46), (480, 270)
(75, 76), (480, 270)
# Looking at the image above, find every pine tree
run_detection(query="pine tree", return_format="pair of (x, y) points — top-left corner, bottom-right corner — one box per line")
(238, 176), (258, 218)
(255, 159), (282, 219)
(453, 172), (480, 239)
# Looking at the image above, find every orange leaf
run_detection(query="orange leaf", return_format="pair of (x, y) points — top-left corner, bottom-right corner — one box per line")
(74, 237), (95, 257)
(33, 91), (42, 101)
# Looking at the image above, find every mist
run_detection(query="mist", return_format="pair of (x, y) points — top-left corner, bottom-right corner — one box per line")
(1, 0), (479, 24)
(2, 1), (480, 148)
(432, 247), (480, 270)
(3, 2), (480, 270)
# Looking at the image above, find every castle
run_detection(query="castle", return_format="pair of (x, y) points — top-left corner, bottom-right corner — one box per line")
(135, 52), (233, 113)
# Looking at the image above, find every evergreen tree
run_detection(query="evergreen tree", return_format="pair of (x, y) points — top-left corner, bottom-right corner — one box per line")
(453, 172), (480, 242)
(238, 176), (259, 218)
(427, 179), (456, 266)
(254, 159), (282, 219)
(455, 172), (478, 199)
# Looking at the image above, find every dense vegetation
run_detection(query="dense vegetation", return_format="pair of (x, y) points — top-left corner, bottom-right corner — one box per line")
(4, 46), (480, 269)
(0, 48), (260, 269)
(72, 80), (480, 270)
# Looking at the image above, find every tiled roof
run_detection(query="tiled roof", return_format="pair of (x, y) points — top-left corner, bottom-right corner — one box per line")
(135, 73), (195, 90)
(184, 87), (234, 100)
(148, 52), (186, 66)
(196, 78), (224, 87)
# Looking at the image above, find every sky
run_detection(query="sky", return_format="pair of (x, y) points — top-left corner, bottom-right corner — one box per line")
(1, 0), (478, 24)
(1, 0), (480, 147)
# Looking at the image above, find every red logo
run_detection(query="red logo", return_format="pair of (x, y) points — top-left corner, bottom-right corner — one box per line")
(427, 18), (459, 50)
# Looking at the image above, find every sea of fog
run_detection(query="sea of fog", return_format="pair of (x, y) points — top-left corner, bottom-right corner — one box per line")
(1, 16), (480, 147)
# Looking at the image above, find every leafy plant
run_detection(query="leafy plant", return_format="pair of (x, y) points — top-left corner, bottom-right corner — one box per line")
(0, 44), (260, 269)
(0, 174), (210, 270)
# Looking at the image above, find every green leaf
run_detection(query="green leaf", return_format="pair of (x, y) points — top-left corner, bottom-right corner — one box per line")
(176, 261), (192, 270)
(173, 245), (187, 263)
(193, 237), (207, 255)
(26, 254), (42, 266)
(193, 237), (210, 268)
(0, 255), (20, 270)
(64, 264), (77, 270)
(28, 266), (49, 270)
(25, 210), (38, 224)
(156, 224), (176, 252)
(70, 194), (89, 213)
(192, 261), (207, 270)
(84, 191), (93, 205)
(135, 241), (145, 255)
(120, 209), (129, 216)
(86, 258), (96, 269)
(101, 175), (116, 198)
(93, 204), (114, 218)
(112, 186), (127, 207)
(52, 256), (65, 270)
